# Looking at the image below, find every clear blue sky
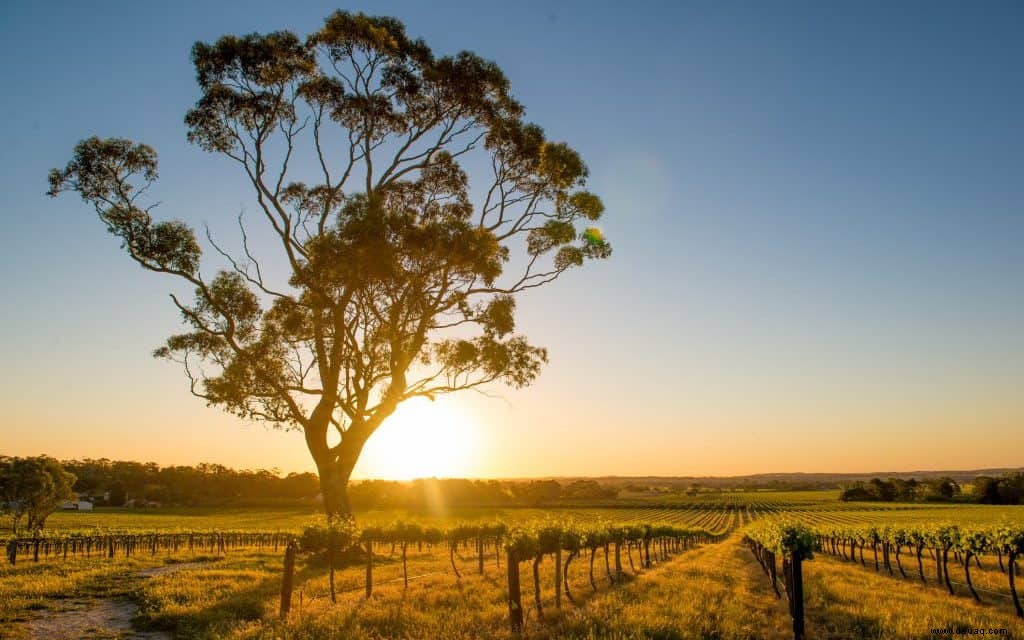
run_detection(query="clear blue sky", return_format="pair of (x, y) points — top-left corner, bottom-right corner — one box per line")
(1, 1), (1021, 477)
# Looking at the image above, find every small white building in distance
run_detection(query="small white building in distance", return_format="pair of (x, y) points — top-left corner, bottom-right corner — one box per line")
(61, 500), (94, 511)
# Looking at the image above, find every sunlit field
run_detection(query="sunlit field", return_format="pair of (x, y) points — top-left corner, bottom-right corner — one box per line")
(4, 1), (1024, 639)
(3, 494), (1023, 639)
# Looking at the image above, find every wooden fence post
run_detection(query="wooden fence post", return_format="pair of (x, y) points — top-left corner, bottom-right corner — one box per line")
(6, 540), (16, 565)
(791, 554), (805, 640)
(279, 541), (296, 620)
(614, 541), (623, 582)
(478, 536), (484, 575)
(365, 541), (373, 599)
(554, 547), (562, 609)
(507, 549), (523, 633)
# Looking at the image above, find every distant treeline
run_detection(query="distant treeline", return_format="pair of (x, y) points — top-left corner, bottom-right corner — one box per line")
(839, 472), (1024, 504)
(350, 478), (617, 509)
(45, 459), (619, 509)
(63, 459), (320, 506)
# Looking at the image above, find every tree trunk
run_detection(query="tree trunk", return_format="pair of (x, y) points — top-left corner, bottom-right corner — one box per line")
(308, 423), (367, 520)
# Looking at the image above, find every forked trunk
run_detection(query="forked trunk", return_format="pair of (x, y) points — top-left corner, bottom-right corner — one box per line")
(308, 418), (368, 520)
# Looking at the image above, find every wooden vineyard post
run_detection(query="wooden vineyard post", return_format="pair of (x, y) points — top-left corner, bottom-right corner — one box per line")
(507, 548), (523, 633)
(554, 547), (562, 609)
(614, 541), (623, 582)
(746, 522), (813, 640)
(6, 540), (16, 565)
(365, 541), (373, 599)
(478, 536), (484, 575)
(768, 550), (779, 594)
(1009, 550), (1022, 619)
(790, 554), (806, 640)
(279, 541), (296, 620)
(402, 543), (409, 589)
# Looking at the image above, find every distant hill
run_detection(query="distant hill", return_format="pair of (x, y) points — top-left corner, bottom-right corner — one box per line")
(504, 468), (1024, 490)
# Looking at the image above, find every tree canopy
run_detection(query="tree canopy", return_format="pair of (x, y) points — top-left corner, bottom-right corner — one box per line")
(49, 11), (611, 518)
(0, 456), (77, 534)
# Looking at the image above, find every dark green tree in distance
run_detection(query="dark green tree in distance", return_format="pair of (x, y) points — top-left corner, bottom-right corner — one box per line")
(0, 456), (77, 534)
(48, 12), (611, 520)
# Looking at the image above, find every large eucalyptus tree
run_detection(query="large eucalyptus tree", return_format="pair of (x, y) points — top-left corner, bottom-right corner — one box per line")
(49, 11), (611, 519)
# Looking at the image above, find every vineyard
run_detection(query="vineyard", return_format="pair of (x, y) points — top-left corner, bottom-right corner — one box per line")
(2, 498), (1024, 639)
(745, 519), (1024, 639)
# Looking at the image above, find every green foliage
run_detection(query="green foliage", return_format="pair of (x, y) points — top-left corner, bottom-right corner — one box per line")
(0, 456), (77, 534)
(298, 516), (357, 554)
(812, 521), (1024, 556)
(50, 10), (613, 519)
(972, 473), (1024, 505)
(744, 519), (816, 559)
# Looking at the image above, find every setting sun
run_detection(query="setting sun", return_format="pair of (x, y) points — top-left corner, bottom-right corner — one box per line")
(354, 397), (479, 480)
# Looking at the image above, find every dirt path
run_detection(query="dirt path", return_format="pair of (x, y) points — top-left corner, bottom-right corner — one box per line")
(23, 562), (208, 640)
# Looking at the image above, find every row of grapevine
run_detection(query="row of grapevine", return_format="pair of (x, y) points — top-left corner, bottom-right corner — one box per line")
(298, 519), (509, 600)
(3, 530), (292, 565)
(504, 521), (720, 632)
(743, 520), (816, 640)
(813, 522), (1024, 618)
(292, 517), (723, 631)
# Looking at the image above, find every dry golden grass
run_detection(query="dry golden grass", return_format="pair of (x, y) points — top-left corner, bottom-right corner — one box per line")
(802, 553), (1024, 639)
(5, 511), (1024, 639)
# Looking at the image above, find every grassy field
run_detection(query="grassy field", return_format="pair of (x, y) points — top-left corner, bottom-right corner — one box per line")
(2, 494), (1023, 639)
